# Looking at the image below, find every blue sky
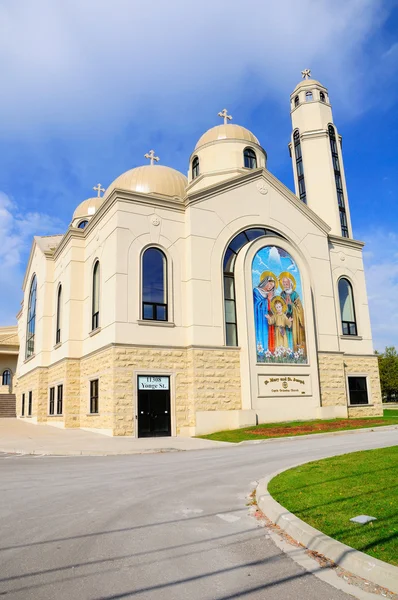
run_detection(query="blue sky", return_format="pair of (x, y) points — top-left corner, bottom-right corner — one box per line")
(0, 0), (397, 350)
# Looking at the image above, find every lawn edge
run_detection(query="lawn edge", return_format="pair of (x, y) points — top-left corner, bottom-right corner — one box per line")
(256, 460), (398, 594)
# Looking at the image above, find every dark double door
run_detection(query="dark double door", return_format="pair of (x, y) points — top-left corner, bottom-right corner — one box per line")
(137, 377), (171, 437)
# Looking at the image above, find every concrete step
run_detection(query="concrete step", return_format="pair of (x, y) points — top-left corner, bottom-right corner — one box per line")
(0, 394), (16, 418)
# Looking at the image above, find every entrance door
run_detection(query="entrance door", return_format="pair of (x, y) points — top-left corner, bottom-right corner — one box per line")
(137, 376), (171, 437)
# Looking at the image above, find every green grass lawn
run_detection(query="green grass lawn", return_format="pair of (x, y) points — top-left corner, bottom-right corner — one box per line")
(267, 446), (398, 566)
(199, 410), (398, 443)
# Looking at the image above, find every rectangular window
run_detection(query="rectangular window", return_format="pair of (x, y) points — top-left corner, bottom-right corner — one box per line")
(90, 379), (99, 414)
(21, 394), (25, 416)
(57, 384), (63, 415)
(348, 376), (369, 405)
(28, 391), (32, 416)
(56, 328), (61, 345)
(49, 387), (55, 415)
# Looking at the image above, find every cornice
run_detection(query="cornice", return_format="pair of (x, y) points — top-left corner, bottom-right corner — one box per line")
(21, 239), (37, 291)
(300, 129), (329, 141)
(186, 168), (331, 235)
(328, 234), (365, 250)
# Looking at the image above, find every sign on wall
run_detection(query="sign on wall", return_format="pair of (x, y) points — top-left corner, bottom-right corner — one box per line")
(138, 376), (170, 391)
(258, 374), (311, 397)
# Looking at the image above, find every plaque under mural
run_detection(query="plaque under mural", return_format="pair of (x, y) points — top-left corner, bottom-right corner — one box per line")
(258, 374), (311, 397)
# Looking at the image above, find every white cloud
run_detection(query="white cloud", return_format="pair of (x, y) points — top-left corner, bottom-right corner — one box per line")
(0, 0), (393, 136)
(0, 192), (64, 325)
(360, 230), (398, 351)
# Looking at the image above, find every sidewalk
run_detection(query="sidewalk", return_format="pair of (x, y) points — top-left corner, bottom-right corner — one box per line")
(0, 419), (230, 455)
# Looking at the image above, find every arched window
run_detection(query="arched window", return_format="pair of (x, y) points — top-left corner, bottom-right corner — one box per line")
(294, 95), (299, 107)
(142, 248), (168, 321)
(320, 91), (326, 103)
(223, 228), (283, 346)
(56, 285), (62, 344)
(329, 124), (348, 237)
(192, 156), (199, 180)
(2, 370), (11, 386)
(26, 275), (37, 358)
(92, 261), (100, 330)
(338, 278), (357, 335)
(244, 148), (257, 169)
(305, 91), (313, 101)
(293, 130), (306, 203)
(78, 220), (89, 229)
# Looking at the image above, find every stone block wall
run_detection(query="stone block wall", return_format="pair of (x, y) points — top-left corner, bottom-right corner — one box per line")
(16, 367), (48, 421)
(318, 352), (382, 417)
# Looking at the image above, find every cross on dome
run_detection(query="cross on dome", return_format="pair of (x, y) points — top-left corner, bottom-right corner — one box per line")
(218, 108), (232, 125)
(144, 150), (159, 165)
(93, 183), (105, 197)
(301, 69), (311, 80)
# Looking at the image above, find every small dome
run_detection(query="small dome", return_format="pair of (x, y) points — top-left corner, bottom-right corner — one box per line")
(105, 165), (187, 200)
(73, 197), (104, 220)
(194, 124), (260, 151)
(292, 78), (325, 94)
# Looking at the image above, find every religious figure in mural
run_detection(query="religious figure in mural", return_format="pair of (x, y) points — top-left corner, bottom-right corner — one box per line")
(265, 296), (292, 349)
(253, 271), (277, 356)
(252, 246), (307, 364)
(279, 272), (306, 353)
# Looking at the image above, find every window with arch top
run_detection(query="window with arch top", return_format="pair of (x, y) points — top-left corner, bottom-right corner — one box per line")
(305, 91), (313, 101)
(142, 248), (168, 321)
(78, 220), (89, 229)
(294, 95), (299, 107)
(2, 369), (11, 386)
(56, 285), (62, 344)
(92, 261), (100, 330)
(26, 275), (37, 358)
(338, 278), (357, 335)
(223, 228), (284, 346)
(244, 148), (257, 169)
(192, 156), (199, 180)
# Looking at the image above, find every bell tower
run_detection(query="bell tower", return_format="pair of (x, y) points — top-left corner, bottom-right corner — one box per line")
(289, 70), (352, 238)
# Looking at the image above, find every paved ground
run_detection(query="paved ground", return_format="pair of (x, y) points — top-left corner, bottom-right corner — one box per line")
(0, 419), (229, 454)
(0, 428), (396, 599)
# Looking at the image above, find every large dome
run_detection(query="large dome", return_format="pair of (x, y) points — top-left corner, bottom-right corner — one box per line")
(73, 196), (104, 220)
(194, 124), (260, 151)
(105, 165), (187, 200)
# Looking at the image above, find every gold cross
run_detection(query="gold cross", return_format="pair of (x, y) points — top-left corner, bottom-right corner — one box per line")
(301, 69), (311, 80)
(144, 150), (159, 165)
(93, 183), (105, 197)
(218, 108), (232, 125)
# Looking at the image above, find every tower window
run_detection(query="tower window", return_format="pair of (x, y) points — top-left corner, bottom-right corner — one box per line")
(192, 156), (199, 180)
(320, 91), (326, 103)
(329, 124), (348, 237)
(142, 248), (168, 321)
(338, 278), (357, 336)
(294, 95), (299, 108)
(92, 260), (100, 330)
(293, 130), (306, 203)
(305, 91), (313, 101)
(56, 284), (62, 345)
(78, 220), (89, 229)
(243, 148), (257, 169)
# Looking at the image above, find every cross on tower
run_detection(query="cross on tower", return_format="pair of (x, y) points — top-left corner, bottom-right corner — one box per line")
(144, 150), (159, 165)
(93, 183), (105, 197)
(218, 108), (232, 125)
(301, 69), (311, 80)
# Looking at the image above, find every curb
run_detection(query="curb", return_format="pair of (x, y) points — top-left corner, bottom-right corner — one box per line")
(256, 467), (398, 594)
(238, 424), (398, 445)
(0, 447), (183, 457)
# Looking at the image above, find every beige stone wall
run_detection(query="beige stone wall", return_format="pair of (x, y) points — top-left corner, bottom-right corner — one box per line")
(81, 347), (115, 432)
(318, 352), (382, 417)
(345, 354), (382, 417)
(318, 352), (346, 407)
(47, 359), (81, 427)
(16, 367), (48, 421)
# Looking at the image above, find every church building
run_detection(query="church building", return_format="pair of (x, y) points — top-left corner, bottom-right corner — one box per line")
(15, 72), (382, 437)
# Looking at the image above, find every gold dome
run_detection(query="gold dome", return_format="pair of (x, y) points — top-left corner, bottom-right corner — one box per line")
(194, 124), (260, 151)
(73, 197), (104, 220)
(105, 165), (187, 200)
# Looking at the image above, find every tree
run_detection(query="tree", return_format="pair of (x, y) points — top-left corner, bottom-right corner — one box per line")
(377, 346), (398, 402)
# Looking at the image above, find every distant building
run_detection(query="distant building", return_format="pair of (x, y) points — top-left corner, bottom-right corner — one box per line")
(0, 326), (19, 417)
(15, 72), (381, 437)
